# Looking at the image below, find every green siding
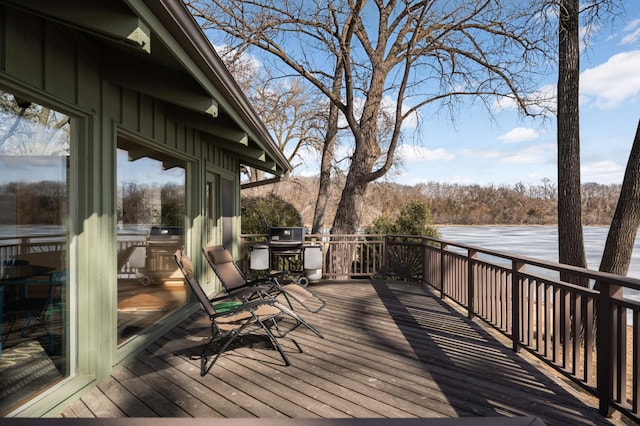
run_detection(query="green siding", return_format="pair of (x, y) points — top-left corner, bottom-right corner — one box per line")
(0, 5), (244, 416)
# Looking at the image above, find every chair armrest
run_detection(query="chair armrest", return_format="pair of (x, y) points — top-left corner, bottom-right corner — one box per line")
(208, 284), (273, 304)
(211, 298), (278, 319)
(208, 292), (237, 303)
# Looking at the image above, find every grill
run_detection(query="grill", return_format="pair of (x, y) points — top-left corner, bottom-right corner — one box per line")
(145, 226), (183, 284)
(268, 227), (305, 253)
(250, 227), (322, 282)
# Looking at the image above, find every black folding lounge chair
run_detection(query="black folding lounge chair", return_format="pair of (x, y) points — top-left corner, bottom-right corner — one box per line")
(174, 250), (320, 375)
(203, 245), (326, 314)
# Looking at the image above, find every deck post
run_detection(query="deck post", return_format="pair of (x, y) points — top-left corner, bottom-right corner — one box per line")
(511, 260), (525, 353)
(597, 280), (613, 417)
(467, 249), (477, 320)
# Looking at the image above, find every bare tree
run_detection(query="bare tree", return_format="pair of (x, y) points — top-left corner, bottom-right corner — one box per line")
(553, 0), (630, 282)
(187, 0), (550, 234)
(557, 0), (587, 281)
(600, 119), (640, 276)
(312, 68), (342, 233)
(252, 78), (326, 171)
(216, 46), (325, 183)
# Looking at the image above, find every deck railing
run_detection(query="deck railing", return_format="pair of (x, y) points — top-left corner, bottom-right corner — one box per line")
(241, 233), (640, 423)
(2, 232), (638, 421)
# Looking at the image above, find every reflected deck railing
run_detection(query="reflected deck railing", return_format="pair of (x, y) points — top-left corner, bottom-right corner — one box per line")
(241, 233), (640, 424)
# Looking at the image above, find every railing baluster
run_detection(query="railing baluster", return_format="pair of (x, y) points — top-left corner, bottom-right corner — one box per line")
(468, 249), (476, 319)
(545, 283), (552, 359)
(573, 292), (581, 376)
(554, 285), (561, 365)
(585, 296), (594, 385)
(536, 281), (543, 352)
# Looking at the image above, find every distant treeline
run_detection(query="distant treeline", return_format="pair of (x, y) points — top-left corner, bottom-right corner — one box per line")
(415, 181), (620, 225)
(0, 181), (185, 227)
(0, 181), (67, 225)
(2, 178), (621, 229)
(245, 177), (623, 227)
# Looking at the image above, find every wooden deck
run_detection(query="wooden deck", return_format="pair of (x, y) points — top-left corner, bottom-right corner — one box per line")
(60, 280), (623, 425)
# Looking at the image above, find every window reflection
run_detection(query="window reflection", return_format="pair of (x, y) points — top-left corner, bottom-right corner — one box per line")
(116, 139), (187, 344)
(0, 91), (69, 414)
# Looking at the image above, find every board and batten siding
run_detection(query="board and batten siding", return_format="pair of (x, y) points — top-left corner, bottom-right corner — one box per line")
(0, 4), (242, 416)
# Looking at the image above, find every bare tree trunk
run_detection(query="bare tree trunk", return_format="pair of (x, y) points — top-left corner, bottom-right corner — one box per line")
(311, 120), (336, 234)
(557, 0), (587, 281)
(247, 167), (263, 183)
(312, 67), (343, 234)
(600, 119), (640, 276)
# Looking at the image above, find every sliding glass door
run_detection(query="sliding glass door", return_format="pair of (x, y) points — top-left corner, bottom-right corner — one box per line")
(0, 89), (70, 414)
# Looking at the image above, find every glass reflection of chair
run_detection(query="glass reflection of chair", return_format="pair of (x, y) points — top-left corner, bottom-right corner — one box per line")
(2, 269), (65, 354)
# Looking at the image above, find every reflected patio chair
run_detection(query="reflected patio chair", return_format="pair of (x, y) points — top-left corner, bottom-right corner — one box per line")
(203, 245), (326, 314)
(2, 269), (63, 353)
(174, 250), (321, 375)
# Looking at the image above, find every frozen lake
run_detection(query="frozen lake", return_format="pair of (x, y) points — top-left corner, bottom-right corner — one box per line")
(438, 225), (640, 301)
(438, 225), (640, 278)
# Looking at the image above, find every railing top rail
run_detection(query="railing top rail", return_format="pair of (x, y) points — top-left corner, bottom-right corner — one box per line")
(300, 232), (640, 291)
(240, 233), (640, 290)
(416, 235), (640, 291)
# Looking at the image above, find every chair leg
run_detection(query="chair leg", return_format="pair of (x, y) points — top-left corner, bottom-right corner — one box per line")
(276, 304), (324, 339)
(291, 338), (303, 354)
(200, 327), (247, 376)
(259, 319), (291, 367)
(280, 287), (326, 313)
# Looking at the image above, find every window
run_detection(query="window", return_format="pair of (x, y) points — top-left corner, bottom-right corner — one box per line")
(0, 90), (70, 414)
(116, 138), (187, 344)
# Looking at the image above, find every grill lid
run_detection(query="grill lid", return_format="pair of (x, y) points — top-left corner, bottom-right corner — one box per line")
(268, 227), (304, 249)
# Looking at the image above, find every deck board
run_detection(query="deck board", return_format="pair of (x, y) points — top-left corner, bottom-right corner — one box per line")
(61, 280), (621, 425)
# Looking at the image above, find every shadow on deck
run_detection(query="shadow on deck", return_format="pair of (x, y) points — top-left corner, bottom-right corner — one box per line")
(60, 280), (623, 425)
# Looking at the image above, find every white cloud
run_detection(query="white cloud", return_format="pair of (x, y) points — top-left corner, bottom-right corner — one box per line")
(581, 50), (640, 109)
(215, 44), (257, 64)
(460, 144), (554, 165)
(493, 84), (556, 115)
(460, 148), (502, 159)
(503, 144), (553, 164)
(398, 145), (453, 162)
(621, 19), (640, 45)
(584, 160), (623, 173)
(498, 127), (539, 144)
(582, 160), (625, 183)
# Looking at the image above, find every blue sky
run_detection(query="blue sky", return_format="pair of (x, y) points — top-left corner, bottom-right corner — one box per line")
(390, 2), (640, 187)
(285, 1), (640, 188)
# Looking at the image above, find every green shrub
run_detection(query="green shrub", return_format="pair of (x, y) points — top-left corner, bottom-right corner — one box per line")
(241, 193), (302, 234)
(365, 200), (440, 238)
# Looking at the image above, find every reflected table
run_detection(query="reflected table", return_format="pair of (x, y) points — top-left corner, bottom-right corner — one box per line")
(1, 265), (55, 282)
